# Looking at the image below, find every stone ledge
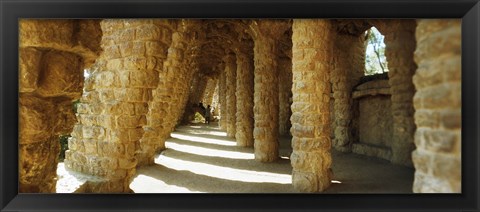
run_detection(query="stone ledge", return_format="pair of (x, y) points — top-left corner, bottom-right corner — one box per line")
(353, 80), (391, 99)
(56, 162), (106, 193)
(352, 88), (391, 99)
(352, 143), (392, 161)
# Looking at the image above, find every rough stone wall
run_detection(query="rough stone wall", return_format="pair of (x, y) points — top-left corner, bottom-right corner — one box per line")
(65, 19), (171, 192)
(250, 20), (289, 162)
(412, 19), (461, 193)
(331, 34), (363, 152)
(235, 47), (254, 146)
(225, 54), (237, 137)
(291, 19), (333, 192)
(202, 77), (218, 107)
(19, 19), (101, 193)
(278, 57), (293, 136)
(358, 95), (394, 147)
(218, 65), (228, 130)
(375, 20), (417, 166)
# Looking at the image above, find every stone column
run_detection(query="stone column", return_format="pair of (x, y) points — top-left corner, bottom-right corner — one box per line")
(225, 53), (237, 137)
(66, 20), (171, 192)
(278, 57), (293, 136)
(139, 23), (200, 165)
(212, 80), (221, 116)
(412, 19), (461, 193)
(331, 33), (365, 152)
(251, 20), (289, 162)
(290, 19), (333, 192)
(173, 59), (201, 126)
(19, 20), (101, 193)
(202, 77), (218, 106)
(218, 64), (228, 130)
(235, 46), (254, 146)
(380, 20), (417, 166)
(181, 72), (208, 124)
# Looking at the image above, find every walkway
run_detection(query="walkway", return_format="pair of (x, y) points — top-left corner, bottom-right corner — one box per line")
(130, 123), (414, 193)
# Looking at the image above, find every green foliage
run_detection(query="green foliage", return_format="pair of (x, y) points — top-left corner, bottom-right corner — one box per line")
(58, 135), (70, 161)
(365, 27), (388, 76)
(194, 112), (205, 123)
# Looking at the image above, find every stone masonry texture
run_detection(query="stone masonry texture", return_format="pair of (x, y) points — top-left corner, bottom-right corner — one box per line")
(19, 19), (101, 193)
(291, 19), (333, 192)
(235, 46), (255, 146)
(412, 19), (461, 193)
(250, 20), (290, 162)
(66, 19), (173, 192)
(225, 54), (238, 137)
(19, 19), (462, 194)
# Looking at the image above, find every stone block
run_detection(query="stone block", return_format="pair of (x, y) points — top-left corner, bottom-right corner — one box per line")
(123, 56), (147, 70)
(20, 20), (74, 49)
(36, 51), (83, 98)
(19, 98), (55, 144)
(292, 137), (330, 151)
(146, 41), (168, 58)
(81, 91), (100, 103)
(82, 126), (106, 139)
(414, 109), (439, 128)
(19, 48), (43, 93)
(118, 157), (137, 169)
(19, 140), (59, 192)
(116, 28), (135, 43)
(440, 109), (461, 129)
(422, 129), (457, 153)
(116, 115), (147, 128)
(83, 139), (98, 154)
(291, 171), (319, 192)
(136, 25), (162, 41)
(103, 45), (122, 59)
(98, 141), (125, 157)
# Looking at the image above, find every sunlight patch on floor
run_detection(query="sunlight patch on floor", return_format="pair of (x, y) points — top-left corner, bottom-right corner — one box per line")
(170, 132), (236, 146)
(155, 154), (292, 184)
(176, 129), (227, 137)
(130, 174), (204, 193)
(166, 142), (254, 160)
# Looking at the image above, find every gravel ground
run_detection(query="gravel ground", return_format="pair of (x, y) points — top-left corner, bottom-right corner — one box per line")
(130, 123), (414, 193)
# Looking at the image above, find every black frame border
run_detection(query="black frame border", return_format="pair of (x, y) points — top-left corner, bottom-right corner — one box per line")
(1, 0), (479, 211)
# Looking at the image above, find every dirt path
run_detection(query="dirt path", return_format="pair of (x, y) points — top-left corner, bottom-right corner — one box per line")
(130, 123), (414, 193)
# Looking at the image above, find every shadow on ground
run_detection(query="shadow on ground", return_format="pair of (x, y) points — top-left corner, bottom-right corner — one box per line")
(131, 123), (414, 193)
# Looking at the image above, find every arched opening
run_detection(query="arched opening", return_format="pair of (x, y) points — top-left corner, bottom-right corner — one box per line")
(364, 27), (388, 76)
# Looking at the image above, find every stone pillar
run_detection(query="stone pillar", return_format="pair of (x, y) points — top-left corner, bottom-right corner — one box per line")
(19, 20), (101, 193)
(181, 72), (208, 124)
(235, 47), (254, 146)
(174, 61), (201, 127)
(212, 80), (220, 116)
(66, 20), (171, 192)
(331, 33), (365, 152)
(202, 77), (218, 106)
(251, 20), (289, 162)
(139, 23), (200, 165)
(380, 20), (417, 166)
(278, 57), (293, 136)
(412, 19), (461, 193)
(218, 64), (228, 130)
(225, 53), (237, 137)
(290, 19), (333, 192)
